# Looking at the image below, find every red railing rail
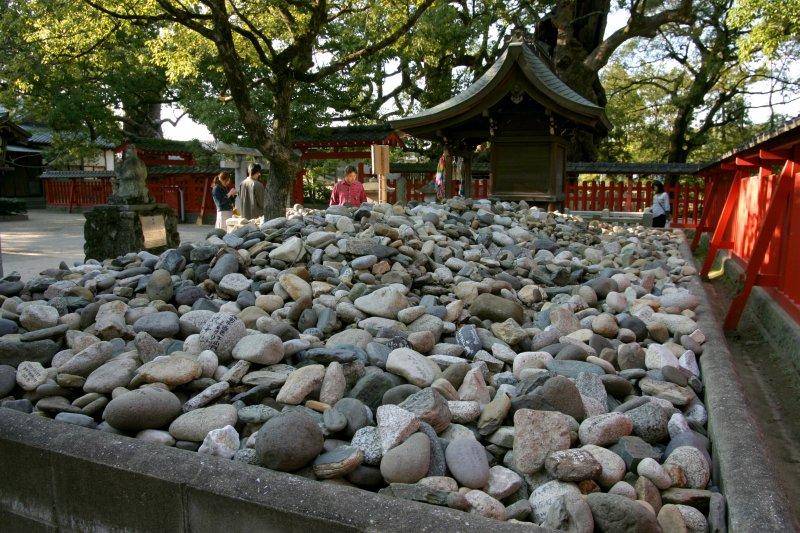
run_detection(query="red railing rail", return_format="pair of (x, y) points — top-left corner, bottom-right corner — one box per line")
(42, 175), (214, 217)
(564, 178), (705, 228)
(43, 178), (112, 212)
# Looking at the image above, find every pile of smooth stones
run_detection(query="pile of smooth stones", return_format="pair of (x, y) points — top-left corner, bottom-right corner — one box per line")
(0, 198), (721, 531)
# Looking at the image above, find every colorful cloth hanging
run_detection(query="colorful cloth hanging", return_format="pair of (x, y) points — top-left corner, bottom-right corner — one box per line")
(434, 154), (446, 199)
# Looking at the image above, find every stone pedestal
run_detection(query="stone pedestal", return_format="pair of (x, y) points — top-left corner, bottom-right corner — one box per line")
(84, 204), (179, 261)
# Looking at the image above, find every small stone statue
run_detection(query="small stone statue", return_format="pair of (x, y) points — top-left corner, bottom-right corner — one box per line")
(109, 145), (152, 204)
(420, 180), (439, 203)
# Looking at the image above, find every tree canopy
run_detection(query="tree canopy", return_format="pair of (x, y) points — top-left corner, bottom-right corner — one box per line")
(1, 0), (797, 210)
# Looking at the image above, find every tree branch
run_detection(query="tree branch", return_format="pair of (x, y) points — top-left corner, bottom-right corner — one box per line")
(584, 0), (694, 72)
(296, 0), (436, 82)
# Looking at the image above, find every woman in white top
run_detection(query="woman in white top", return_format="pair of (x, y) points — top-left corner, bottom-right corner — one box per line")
(651, 181), (670, 228)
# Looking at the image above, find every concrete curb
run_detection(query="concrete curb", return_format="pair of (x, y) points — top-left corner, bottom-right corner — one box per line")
(0, 408), (547, 532)
(678, 234), (798, 531)
(716, 251), (800, 376)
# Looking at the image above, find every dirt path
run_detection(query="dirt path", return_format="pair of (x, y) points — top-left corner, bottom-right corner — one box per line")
(0, 209), (211, 281)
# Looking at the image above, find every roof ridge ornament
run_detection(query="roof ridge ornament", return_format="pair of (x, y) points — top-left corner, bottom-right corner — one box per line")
(506, 27), (529, 45)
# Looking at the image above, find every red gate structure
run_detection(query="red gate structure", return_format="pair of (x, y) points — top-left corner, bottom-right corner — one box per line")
(293, 125), (403, 204)
(693, 117), (800, 329)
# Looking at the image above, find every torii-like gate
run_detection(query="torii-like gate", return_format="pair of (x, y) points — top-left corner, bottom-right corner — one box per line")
(291, 125), (403, 204)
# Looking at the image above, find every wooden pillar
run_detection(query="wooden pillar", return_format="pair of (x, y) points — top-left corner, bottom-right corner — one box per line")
(293, 169), (306, 206)
(462, 151), (473, 199)
(443, 144), (453, 199)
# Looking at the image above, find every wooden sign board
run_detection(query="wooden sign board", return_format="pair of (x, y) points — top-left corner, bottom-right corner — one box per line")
(371, 145), (390, 202)
(140, 215), (167, 248)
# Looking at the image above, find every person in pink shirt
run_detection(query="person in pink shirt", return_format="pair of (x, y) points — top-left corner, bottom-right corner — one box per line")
(329, 165), (368, 206)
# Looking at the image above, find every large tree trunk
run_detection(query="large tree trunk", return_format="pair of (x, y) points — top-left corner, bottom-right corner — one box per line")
(667, 106), (693, 164)
(534, 0), (693, 161)
(265, 161), (292, 219)
(263, 79), (297, 220)
(122, 102), (163, 139)
(535, 1), (611, 161)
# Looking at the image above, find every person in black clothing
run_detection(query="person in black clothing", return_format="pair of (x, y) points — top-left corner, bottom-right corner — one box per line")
(212, 172), (236, 230)
(651, 180), (671, 228)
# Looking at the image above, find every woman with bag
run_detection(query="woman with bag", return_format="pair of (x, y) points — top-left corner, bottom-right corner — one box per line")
(211, 172), (237, 230)
(651, 180), (671, 228)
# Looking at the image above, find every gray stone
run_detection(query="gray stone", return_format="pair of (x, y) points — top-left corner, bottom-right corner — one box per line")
(103, 387), (182, 431)
(386, 348), (442, 387)
(542, 493), (594, 533)
(0, 365), (16, 397)
(209, 254), (239, 283)
(469, 293), (523, 323)
(455, 324), (482, 357)
(545, 448), (602, 482)
(380, 432), (430, 484)
(444, 437), (490, 489)
(529, 480), (582, 525)
(232, 333), (284, 365)
(587, 493), (660, 532)
(256, 410), (324, 471)
(627, 401), (671, 444)
(133, 311), (180, 339)
(146, 269), (173, 302)
(609, 436), (661, 470)
(84, 357), (139, 393)
(198, 312), (247, 361)
(313, 446), (364, 479)
(546, 359), (605, 379)
(349, 371), (399, 410)
(169, 404), (238, 442)
(399, 388), (452, 433)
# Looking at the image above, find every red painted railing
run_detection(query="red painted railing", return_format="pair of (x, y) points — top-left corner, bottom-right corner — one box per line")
(43, 175), (215, 218)
(696, 144), (800, 328)
(43, 178), (112, 211)
(564, 179), (705, 228)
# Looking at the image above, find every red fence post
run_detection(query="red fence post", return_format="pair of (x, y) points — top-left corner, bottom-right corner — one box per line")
(724, 158), (797, 329)
(701, 171), (745, 277)
(691, 176), (723, 250)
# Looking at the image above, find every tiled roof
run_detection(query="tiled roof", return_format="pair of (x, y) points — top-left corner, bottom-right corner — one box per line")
(19, 125), (117, 149)
(567, 162), (703, 175)
(391, 161), (701, 175)
(697, 115), (800, 171)
(122, 138), (214, 154)
(293, 124), (397, 145)
(391, 39), (611, 134)
(40, 165), (219, 179)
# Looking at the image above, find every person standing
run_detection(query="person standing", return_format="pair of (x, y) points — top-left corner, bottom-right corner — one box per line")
(238, 162), (265, 220)
(651, 180), (671, 228)
(329, 165), (367, 206)
(211, 172), (237, 230)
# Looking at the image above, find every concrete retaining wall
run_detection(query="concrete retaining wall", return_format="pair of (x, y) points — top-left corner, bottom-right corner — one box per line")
(0, 408), (544, 532)
(715, 250), (800, 375)
(679, 235), (798, 531)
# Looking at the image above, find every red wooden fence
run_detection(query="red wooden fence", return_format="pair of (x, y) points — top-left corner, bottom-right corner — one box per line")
(43, 174), (216, 219)
(564, 179), (705, 228)
(695, 149), (800, 328)
(43, 178), (112, 211)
